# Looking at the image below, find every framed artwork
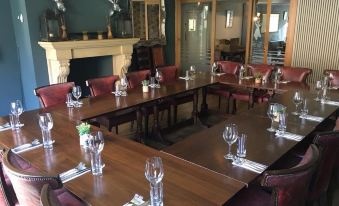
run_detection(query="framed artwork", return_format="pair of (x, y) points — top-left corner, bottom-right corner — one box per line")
(225, 10), (233, 28)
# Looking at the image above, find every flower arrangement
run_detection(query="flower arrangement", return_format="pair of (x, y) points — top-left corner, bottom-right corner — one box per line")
(254, 73), (263, 80)
(76, 123), (91, 136)
(141, 80), (149, 86)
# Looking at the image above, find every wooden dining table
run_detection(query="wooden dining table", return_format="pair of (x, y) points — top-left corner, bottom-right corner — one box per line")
(0, 72), (338, 205)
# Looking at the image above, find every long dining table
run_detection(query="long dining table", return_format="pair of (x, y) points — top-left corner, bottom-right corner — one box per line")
(0, 72), (338, 205)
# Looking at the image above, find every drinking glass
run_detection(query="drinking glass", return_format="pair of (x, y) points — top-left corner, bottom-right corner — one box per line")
(145, 157), (164, 206)
(120, 74), (128, 96)
(329, 73), (334, 88)
(276, 67), (282, 83)
(10, 100), (23, 128)
(315, 80), (322, 101)
(9, 114), (19, 130)
(267, 103), (278, 132)
(88, 131), (105, 176)
(66, 93), (73, 107)
(72, 86), (82, 107)
(300, 98), (308, 117)
(277, 111), (287, 136)
(222, 123), (238, 160)
(155, 69), (162, 88)
(292, 91), (303, 115)
(211, 62), (218, 75)
(38, 113), (54, 149)
(235, 134), (247, 164)
(189, 65), (196, 79)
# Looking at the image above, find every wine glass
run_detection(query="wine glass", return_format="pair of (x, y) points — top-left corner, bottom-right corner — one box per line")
(292, 91), (303, 115)
(189, 65), (196, 79)
(276, 67), (282, 83)
(223, 123), (238, 160)
(145, 157), (164, 206)
(267, 103), (278, 132)
(315, 80), (323, 101)
(72, 86), (82, 107)
(155, 69), (163, 88)
(329, 73), (334, 88)
(120, 74), (128, 96)
(10, 100), (23, 127)
(211, 62), (218, 74)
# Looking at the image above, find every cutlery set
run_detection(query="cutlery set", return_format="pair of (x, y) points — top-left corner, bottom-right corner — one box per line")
(299, 114), (324, 122)
(60, 162), (91, 183)
(276, 131), (304, 142)
(232, 159), (268, 174)
(0, 122), (11, 132)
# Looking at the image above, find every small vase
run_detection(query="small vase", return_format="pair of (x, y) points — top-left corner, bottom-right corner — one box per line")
(255, 78), (262, 84)
(143, 85), (149, 93)
(80, 134), (89, 148)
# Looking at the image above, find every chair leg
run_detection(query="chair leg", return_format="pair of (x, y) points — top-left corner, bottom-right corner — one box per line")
(218, 96), (221, 110)
(173, 105), (178, 124)
(226, 97), (230, 114)
(167, 107), (171, 127)
(115, 125), (119, 134)
(144, 115), (149, 137)
(130, 120), (134, 131)
(232, 99), (237, 114)
(160, 111), (164, 120)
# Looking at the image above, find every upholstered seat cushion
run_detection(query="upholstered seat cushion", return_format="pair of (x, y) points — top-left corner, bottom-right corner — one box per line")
(54, 188), (87, 206)
(225, 184), (272, 206)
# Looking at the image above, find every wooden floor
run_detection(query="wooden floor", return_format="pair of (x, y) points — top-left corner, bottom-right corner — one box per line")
(99, 94), (339, 206)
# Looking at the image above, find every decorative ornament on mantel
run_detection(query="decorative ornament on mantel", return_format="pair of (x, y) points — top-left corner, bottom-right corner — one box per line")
(54, 0), (68, 41)
(107, 0), (122, 39)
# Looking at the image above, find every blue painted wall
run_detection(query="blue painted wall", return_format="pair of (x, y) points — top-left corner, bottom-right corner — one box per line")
(0, 0), (23, 116)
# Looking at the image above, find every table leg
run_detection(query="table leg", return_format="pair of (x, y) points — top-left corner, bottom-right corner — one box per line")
(152, 100), (171, 145)
(192, 90), (199, 124)
(200, 86), (209, 115)
(136, 108), (144, 143)
(249, 88), (255, 108)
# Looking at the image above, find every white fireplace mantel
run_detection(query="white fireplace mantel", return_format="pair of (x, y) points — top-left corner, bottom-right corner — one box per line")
(38, 38), (140, 84)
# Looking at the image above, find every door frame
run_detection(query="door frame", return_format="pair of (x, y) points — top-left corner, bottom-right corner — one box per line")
(175, 0), (216, 73)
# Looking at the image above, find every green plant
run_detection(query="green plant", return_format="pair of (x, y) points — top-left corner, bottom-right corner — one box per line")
(141, 80), (149, 86)
(76, 123), (91, 135)
(254, 73), (262, 79)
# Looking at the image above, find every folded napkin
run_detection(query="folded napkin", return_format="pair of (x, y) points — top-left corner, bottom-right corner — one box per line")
(299, 114), (324, 122)
(179, 76), (190, 81)
(148, 84), (160, 88)
(242, 76), (253, 80)
(123, 194), (149, 206)
(11, 139), (43, 154)
(0, 123), (11, 132)
(60, 162), (91, 183)
(232, 159), (268, 174)
(329, 86), (339, 90)
(323, 100), (339, 106)
(279, 80), (290, 84)
(276, 131), (304, 142)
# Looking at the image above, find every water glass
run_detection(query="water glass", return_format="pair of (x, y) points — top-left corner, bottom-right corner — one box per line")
(88, 131), (105, 176)
(267, 103), (278, 132)
(66, 93), (73, 107)
(10, 100), (23, 127)
(235, 134), (247, 164)
(315, 80), (322, 101)
(222, 123), (238, 160)
(185, 70), (189, 79)
(150, 77), (156, 86)
(38, 113), (54, 149)
(277, 111), (287, 135)
(120, 75), (128, 96)
(189, 65), (196, 79)
(72, 86), (82, 107)
(300, 98), (308, 116)
(9, 114), (19, 130)
(155, 69), (162, 87)
(145, 157), (164, 206)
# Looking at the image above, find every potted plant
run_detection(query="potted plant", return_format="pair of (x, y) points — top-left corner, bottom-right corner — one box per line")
(76, 122), (91, 147)
(254, 73), (262, 84)
(141, 80), (149, 93)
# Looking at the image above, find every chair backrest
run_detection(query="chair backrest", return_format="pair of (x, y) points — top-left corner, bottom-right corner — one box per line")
(34, 82), (75, 108)
(217, 61), (241, 75)
(281, 66), (312, 83)
(151, 45), (165, 68)
(248, 64), (273, 80)
(0, 148), (18, 206)
(126, 70), (151, 88)
(86, 75), (119, 97)
(308, 131), (339, 199)
(2, 150), (62, 206)
(157, 66), (178, 83)
(324, 69), (339, 87)
(40, 184), (62, 206)
(261, 144), (319, 206)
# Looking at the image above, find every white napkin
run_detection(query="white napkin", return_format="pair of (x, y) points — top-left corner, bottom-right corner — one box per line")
(232, 159), (268, 174)
(179, 76), (190, 81)
(323, 100), (339, 106)
(299, 114), (324, 122)
(215, 73), (226, 76)
(279, 80), (290, 84)
(276, 131), (304, 142)
(123, 194), (148, 206)
(242, 76), (253, 80)
(0, 123), (11, 132)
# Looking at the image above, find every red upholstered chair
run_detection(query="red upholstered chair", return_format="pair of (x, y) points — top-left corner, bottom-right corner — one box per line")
(86, 75), (137, 134)
(157, 66), (177, 83)
(2, 150), (86, 206)
(226, 144), (319, 206)
(207, 61), (241, 111)
(151, 45), (165, 68)
(324, 69), (339, 87)
(230, 64), (273, 113)
(34, 82), (75, 108)
(126, 70), (151, 88)
(40, 184), (86, 206)
(306, 131), (339, 205)
(281, 66), (312, 83)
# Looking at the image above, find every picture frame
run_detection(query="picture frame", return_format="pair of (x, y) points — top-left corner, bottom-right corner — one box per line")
(225, 10), (233, 28)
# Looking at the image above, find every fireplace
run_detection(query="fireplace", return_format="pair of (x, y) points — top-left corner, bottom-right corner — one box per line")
(38, 38), (139, 84)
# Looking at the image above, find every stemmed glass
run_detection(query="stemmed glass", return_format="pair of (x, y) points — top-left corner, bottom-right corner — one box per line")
(155, 69), (163, 88)
(10, 100), (24, 128)
(267, 103), (278, 132)
(189, 65), (196, 79)
(315, 80), (323, 101)
(276, 67), (282, 83)
(223, 123), (238, 160)
(329, 73), (334, 88)
(72, 86), (82, 107)
(292, 91), (303, 115)
(88, 131), (105, 176)
(145, 157), (164, 206)
(38, 113), (54, 149)
(120, 74), (128, 96)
